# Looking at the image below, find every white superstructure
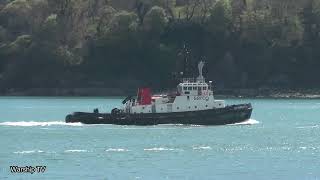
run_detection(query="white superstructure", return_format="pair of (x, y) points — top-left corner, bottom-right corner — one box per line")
(123, 61), (225, 114)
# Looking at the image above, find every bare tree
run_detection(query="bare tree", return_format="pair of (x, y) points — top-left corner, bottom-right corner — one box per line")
(185, 0), (200, 21)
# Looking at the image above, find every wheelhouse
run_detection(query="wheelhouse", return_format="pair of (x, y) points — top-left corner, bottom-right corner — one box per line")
(177, 79), (212, 96)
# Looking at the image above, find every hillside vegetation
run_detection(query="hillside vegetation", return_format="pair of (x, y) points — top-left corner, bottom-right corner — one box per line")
(1, 0), (320, 92)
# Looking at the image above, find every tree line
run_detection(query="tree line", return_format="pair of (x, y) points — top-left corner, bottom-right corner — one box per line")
(1, 0), (320, 91)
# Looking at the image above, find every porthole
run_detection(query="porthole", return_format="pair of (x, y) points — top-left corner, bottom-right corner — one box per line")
(177, 107), (180, 110)
(142, 107), (145, 109)
(205, 105), (208, 107)
(195, 106), (197, 108)
(189, 106), (191, 109)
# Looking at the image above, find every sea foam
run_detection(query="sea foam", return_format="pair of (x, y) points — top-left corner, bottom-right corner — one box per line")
(64, 150), (88, 153)
(192, 146), (212, 150)
(105, 148), (130, 152)
(14, 150), (44, 154)
(296, 125), (319, 129)
(229, 119), (260, 126)
(143, 147), (181, 151)
(0, 121), (82, 127)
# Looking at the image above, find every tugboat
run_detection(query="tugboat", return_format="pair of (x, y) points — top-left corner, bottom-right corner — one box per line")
(65, 61), (253, 125)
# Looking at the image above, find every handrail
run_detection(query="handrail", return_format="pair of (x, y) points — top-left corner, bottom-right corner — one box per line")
(180, 78), (207, 83)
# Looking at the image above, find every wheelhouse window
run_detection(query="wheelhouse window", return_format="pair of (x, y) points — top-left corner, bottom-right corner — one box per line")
(188, 87), (192, 90)
(183, 87), (187, 90)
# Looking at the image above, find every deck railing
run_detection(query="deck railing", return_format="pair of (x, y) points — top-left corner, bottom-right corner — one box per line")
(181, 77), (206, 83)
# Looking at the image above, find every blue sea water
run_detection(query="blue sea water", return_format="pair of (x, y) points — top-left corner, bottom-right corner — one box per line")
(0, 97), (320, 180)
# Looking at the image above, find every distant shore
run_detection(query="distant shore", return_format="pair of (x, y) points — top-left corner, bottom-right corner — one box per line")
(215, 88), (320, 99)
(1, 88), (320, 99)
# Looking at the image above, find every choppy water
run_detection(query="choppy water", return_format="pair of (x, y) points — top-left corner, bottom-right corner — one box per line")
(0, 97), (320, 179)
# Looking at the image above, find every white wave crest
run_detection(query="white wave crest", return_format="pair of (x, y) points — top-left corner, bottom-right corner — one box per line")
(193, 146), (212, 150)
(0, 121), (83, 127)
(229, 119), (259, 126)
(14, 150), (44, 154)
(144, 147), (180, 151)
(105, 148), (130, 152)
(296, 125), (319, 129)
(299, 147), (307, 150)
(65, 150), (88, 153)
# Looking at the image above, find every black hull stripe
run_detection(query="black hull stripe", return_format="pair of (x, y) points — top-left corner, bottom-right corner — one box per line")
(66, 104), (253, 126)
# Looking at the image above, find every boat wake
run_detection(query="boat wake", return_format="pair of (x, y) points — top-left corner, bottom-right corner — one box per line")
(228, 119), (259, 126)
(0, 121), (83, 127)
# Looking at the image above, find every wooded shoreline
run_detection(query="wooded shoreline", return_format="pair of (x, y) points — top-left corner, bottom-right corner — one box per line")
(1, 0), (320, 90)
(2, 88), (320, 98)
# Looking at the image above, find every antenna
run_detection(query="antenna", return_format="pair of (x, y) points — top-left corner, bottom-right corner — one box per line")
(182, 43), (191, 78)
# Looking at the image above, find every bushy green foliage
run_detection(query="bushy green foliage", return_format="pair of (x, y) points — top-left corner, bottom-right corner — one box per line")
(0, 25), (6, 42)
(1, 0), (320, 89)
(206, 0), (232, 37)
(109, 11), (139, 33)
(143, 6), (168, 33)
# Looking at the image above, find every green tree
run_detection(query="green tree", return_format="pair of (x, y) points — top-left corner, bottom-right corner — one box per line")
(143, 6), (168, 34)
(0, 26), (6, 42)
(109, 11), (139, 33)
(1, 0), (33, 34)
(206, 0), (232, 37)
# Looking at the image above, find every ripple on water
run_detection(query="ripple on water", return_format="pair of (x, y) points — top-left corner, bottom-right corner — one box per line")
(64, 150), (88, 153)
(192, 146), (212, 150)
(143, 147), (181, 151)
(14, 150), (44, 154)
(105, 148), (130, 152)
(296, 125), (319, 129)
